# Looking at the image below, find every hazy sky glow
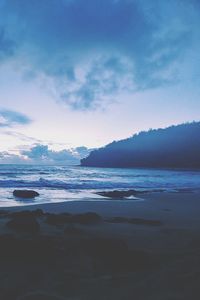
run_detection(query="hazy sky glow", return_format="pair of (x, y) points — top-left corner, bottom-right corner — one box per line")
(0, 0), (200, 159)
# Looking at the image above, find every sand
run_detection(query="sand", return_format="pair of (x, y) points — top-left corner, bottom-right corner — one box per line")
(0, 191), (200, 299)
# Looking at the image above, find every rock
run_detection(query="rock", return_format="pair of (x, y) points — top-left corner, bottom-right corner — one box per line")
(10, 209), (44, 218)
(45, 213), (72, 226)
(72, 212), (102, 224)
(13, 190), (40, 198)
(96, 189), (144, 199)
(45, 212), (102, 226)
(128, 218), (162, 226)
(107, 217), (128, 223)
(107, 216), (162, 226)
(6, 214), (40, 233)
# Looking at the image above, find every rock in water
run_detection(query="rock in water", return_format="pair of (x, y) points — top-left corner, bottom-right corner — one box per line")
(13, 190), (39, 198)
(96, 189), (146, 199)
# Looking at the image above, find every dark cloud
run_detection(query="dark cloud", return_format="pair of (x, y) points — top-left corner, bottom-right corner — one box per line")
(0, 0), (199, 109)
(0, 109), (32, 127)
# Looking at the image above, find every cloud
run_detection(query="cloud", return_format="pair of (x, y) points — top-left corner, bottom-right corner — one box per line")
(0, 109), (32, 127)
(0, 144), (91, 165)
(0, 151), (26, 164)
(72, 146), (91, 159)
(21, 144), (77, 164)
(21, 144), (90, 165)
(60, 55), (135, 109)
(0, 0), (199, 109)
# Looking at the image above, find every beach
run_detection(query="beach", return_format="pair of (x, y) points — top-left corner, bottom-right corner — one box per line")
(1, 0), (200, 298)
(0, 190), (200, 299)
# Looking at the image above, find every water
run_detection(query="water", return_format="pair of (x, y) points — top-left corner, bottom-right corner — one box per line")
(0, 164), (200, 207)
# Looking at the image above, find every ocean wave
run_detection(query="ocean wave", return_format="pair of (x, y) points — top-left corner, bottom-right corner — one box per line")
(0, 165), (200, 192)
(0, 177), (195, 191)
(0, 177), (160, 190)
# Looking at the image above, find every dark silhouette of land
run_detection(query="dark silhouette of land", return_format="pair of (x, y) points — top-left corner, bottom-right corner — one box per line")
(81, 122), (200, 169)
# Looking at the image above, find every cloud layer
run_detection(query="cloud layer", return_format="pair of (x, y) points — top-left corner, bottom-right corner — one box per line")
(0, 0), (199, 109)
(0, 144), (90, 165)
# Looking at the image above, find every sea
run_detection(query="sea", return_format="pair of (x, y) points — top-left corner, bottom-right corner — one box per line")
(0, 164), (200, 207)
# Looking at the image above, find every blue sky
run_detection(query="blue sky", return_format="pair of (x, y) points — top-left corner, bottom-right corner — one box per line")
(0, 0), (200, 162)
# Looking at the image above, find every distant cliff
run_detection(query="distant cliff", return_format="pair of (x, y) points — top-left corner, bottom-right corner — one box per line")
(81, 122), (200, 169)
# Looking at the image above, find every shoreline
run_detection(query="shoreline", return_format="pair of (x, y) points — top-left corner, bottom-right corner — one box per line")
(1, 191), (200, 299)
(2, 191), (200, 226)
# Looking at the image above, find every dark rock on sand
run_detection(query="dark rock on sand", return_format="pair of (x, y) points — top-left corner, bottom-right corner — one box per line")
(46, 212), (102, 226)
(10, 209), (44, 218)
(107, 216), (162, 226)
(13, 190), (40, 198)
(128, 218), (162, 226)
(6, 214), (40, 233)
(72, 212), (102, 224)
(106, 216), (128, 223)
(45, 213), (72, 226)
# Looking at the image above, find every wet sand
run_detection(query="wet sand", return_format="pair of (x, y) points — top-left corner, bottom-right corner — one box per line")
(0, 191), (200, 299)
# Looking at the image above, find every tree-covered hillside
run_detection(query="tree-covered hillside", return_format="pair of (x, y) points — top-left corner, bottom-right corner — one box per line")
(81, 122), (200, 169)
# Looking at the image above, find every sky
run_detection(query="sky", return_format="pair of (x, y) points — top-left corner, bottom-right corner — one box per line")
(0, 0), (200, 163)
